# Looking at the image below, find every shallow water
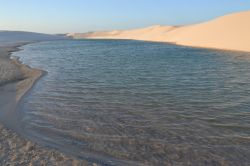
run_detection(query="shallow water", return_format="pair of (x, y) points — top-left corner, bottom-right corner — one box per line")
(14, 40), (250, 165)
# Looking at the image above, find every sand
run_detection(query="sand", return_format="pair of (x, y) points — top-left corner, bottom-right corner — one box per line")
(68, 25), (177, 42)
(0, 10), (249, 164)
(68, 10), (250, 52)
(0, 123), (90, 166)
(0, 45), (24, 86)
(0, 44), (97, 165)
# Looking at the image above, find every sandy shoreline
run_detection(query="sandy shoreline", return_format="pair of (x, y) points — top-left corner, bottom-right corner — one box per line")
(0, 43), (96, 165)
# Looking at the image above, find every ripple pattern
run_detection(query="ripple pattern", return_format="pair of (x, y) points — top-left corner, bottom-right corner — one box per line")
(14, 40), (250, 165)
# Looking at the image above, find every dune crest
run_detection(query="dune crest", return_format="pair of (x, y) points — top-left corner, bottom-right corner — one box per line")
(68, 10), (250, 52)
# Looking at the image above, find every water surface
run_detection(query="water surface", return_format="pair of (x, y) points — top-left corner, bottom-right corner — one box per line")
(14, 40), (250, 165)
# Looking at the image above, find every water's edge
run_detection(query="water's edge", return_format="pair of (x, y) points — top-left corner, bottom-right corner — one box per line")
(0, 43), (103, 165)
(5, 39), (250, 165)
(1, 42), (133, 166)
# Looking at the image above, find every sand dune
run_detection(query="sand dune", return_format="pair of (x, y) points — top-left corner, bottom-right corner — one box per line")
(0, 31), (64, 45)
(68, 10), (250, 52)
(164, 11), (250, 52)
(69, 25), (177, 42)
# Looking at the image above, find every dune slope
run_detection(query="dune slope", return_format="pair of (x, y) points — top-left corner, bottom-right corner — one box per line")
(0, 31), (64, 45)
(69, 25), (177, 42)
(68, 10), (250, 52)
(165, 11), (250, 52)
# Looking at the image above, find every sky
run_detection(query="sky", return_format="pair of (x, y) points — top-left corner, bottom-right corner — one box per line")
(0, 0), (249, 34)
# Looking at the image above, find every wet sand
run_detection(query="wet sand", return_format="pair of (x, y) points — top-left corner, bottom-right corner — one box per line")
(0, 44), (96, 165)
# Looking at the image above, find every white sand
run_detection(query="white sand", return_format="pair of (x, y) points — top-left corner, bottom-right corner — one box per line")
(68, 10), (250, 52)
(69, 25), (177, 42)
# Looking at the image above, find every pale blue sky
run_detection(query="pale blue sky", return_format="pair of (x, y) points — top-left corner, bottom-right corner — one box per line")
(0, 0), (249, 34)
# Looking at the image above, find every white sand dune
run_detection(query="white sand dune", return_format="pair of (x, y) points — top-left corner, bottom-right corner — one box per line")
(164, 11), (250, 52)
(69, 25), (177, 42)
(68, 10), (250, 52)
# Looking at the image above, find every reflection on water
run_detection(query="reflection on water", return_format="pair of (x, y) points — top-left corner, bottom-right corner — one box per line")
(15, 40), (250, 165)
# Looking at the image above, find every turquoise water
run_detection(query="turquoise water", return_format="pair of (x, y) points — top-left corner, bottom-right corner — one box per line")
(14, 40), (250, 165)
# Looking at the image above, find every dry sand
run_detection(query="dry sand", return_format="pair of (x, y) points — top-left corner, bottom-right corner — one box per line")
(68, 10), (250, 52)
(0, 44), (97, 165)
(68, 25), (177, 42)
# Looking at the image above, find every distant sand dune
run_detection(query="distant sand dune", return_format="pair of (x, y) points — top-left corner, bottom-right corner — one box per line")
(0, 31), (64, 45)
(68, 25), (177, 41)
(68, 10), (250, 52)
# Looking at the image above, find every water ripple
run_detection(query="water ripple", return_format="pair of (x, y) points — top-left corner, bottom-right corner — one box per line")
(14, 40), (250, 165)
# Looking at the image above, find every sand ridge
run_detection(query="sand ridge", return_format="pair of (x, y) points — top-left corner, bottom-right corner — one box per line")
(68, 10), (250, 52)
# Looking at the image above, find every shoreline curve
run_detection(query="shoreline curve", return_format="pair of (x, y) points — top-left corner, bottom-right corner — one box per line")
(0, 43), (93, 165)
